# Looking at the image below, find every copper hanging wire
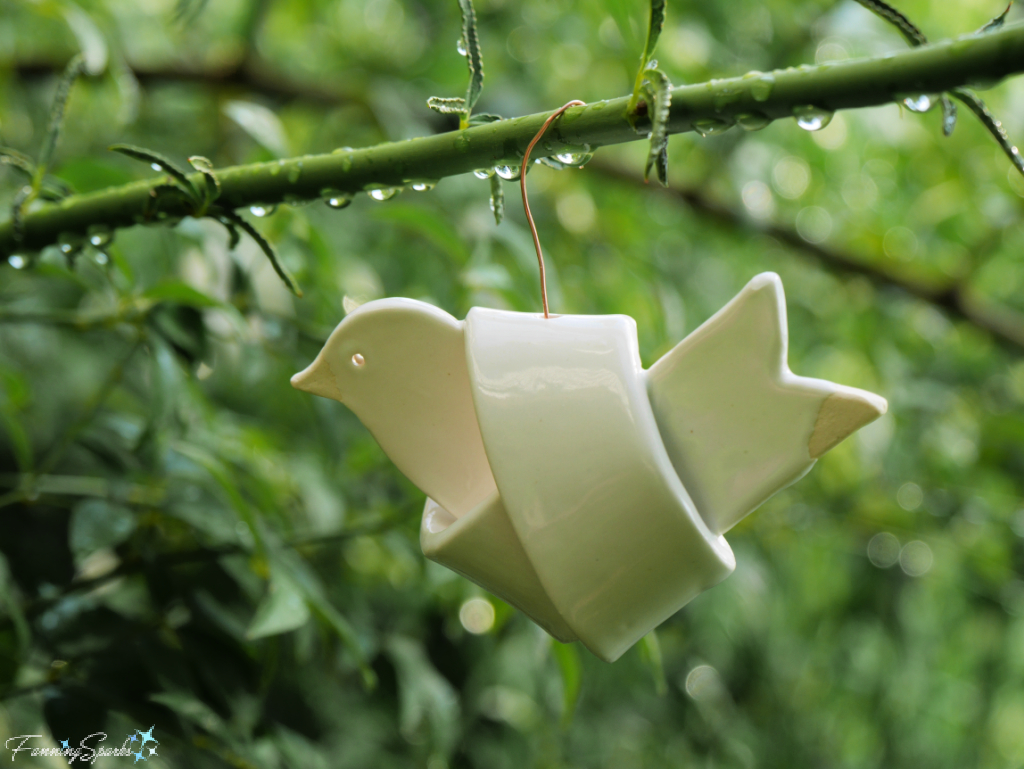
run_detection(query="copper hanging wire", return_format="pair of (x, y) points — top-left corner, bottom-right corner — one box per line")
(519, 100), (586, 319)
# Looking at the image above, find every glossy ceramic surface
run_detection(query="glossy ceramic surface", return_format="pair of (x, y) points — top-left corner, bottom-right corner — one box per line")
(291, 298), (496, 518)
(647, 273), (888, 535)
(292, 273), (888, 662)
(466, 308), (735, 661)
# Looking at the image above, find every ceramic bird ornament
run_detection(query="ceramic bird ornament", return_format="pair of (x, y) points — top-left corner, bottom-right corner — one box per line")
(292, 273), (887, 662)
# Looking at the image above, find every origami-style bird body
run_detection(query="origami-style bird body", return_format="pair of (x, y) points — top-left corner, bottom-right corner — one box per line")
(292, 273), (886, 661)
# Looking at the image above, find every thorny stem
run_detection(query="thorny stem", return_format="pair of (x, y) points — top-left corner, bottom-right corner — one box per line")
(3, 23), (1024, 256)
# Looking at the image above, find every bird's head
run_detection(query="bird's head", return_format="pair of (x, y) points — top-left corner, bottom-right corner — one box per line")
(290, 297), (460, 410)
(291, 297), (497, 516)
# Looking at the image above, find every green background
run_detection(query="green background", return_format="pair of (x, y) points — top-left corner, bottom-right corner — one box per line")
(1, 0), (1024, 766)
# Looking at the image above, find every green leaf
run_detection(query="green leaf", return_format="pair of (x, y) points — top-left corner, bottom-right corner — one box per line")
(488, 174), (504, 225)
(223, 100), (290, 158)
(627, 0), (666, 118)
(642, 68), (672, 185)
(110, 143), (198, 201)
(978, 3), (1012, 33)
(468, 113), (504, 125)
(0, 410), (31, 473)
(188, 155), (220, 210)
(950, 87), (1024, 176)
(387, 636), (460, 754)
(59, 0), (108, 75)
(69, 498), (136, 557)
(550, 640), (581, 728)
(458, 0), (484, 112)
(426, 96), (468, 115)
(941, 94), (958, 136)
(142, 281), (224, 308)
(274, 550), (372, 685)
(638, 630), (668, 696)
(0, 149), (36, 180)
(172, 0), (210, 25)
(246, 569), (311, 639)
(640, 0), (666, 67)
(851, 0), (929, 47)
(0, 553), (29, 655)
(218, 210), (303, 296)
(38, 54), (86, 174)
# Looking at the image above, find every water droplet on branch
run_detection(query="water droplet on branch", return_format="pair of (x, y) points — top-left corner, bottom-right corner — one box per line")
(457, 37), (467, 56)
(368, 188), (398, 201)
(321, 189), (353, 209)
(495, 165), (522, 181)
(474, 168), (495, 179)
(88, 226), (113, 247)
(793, 105), (834, 131)
(750, 73), (775, 102)
(250, 205), (276, 217)
(736, 112), (772, 132)
(7, 255), (26, 269)
(693, 118), (734, 137)
(901, 94), (936, 113)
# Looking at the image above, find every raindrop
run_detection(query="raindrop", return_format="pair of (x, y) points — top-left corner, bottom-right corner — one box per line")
(321, 188), (353, 209)
(457, 37), (467, 56)
(750, 73), (775, 102)
(368, 187), (398, 201)
(692, 118), (734, 137)
(7, 255), (26, 269)
(87, 227), (113, 247)
(454, 134), (471, 153)
(352, 353), (365, 367)
(736, 112), (772, 131)
(57, 234), (81, 255)
(287, 164), (302, 184)
(249, 204), (276, 217)
(150, 163), (162, 172)
(555, 151), (592, 166)
(646, 59), (658, 70)
(474, 168), (495, 179)
(410, 180), (437, 191)
(332, 146), (355, 154)
(95, 251), (109, 265)
(494, 165), (522, 181)
(793, 105), (834, 131)
(901, 94), (935, 113)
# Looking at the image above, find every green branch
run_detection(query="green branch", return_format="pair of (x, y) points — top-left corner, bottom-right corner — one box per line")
(4, 23), (1024, 257)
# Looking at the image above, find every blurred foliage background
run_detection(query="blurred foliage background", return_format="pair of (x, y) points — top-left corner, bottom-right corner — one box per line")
(1, 0), (1024, 766)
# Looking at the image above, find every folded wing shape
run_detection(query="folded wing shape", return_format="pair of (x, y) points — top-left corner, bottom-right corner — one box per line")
(646, 273), (887, 536)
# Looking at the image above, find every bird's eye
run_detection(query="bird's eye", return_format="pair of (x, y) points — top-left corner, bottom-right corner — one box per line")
(352, 353), (365, 367)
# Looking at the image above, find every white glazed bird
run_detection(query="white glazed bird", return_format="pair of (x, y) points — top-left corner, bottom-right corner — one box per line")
(292, 273), (887, 661)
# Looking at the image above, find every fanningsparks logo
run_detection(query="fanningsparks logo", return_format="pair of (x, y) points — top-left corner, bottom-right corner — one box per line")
(5, 726), (159, 763)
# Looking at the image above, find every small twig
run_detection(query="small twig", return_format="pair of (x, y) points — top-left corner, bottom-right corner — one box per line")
(519, 100), (585, 318)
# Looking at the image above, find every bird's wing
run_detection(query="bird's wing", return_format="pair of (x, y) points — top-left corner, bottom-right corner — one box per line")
(646, 273), (886, 535)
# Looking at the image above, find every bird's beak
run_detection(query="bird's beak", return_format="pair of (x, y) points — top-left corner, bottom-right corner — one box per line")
(808, 387), (888, 459)
(291, 358), (343, 402)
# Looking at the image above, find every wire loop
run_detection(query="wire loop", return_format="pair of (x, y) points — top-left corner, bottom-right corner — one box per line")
(519, 100), (586, 318)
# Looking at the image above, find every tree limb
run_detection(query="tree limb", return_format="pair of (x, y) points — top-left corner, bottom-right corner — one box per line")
(592, 162), (1024, 352)
(3, 23), (1024, 256)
